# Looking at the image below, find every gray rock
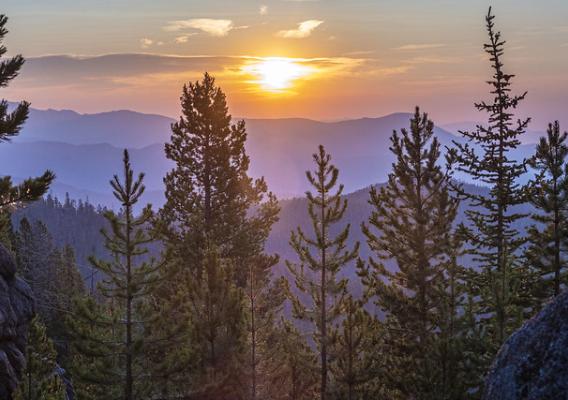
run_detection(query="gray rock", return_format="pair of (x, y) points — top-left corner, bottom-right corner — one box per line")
(0, 244), (34, 400)
(483, 291), (568, 400)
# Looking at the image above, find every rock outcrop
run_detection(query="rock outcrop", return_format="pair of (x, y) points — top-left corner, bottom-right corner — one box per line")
(483, 291), (568, 399)
(0, 244), (34, 399)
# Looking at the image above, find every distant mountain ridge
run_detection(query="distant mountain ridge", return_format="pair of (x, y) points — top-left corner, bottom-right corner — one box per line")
(2, 105), (538, 205)
(19, 106), (174, 148)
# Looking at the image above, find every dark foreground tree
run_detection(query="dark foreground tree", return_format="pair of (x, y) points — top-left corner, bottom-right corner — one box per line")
(68, 297), (122, 400)
(361, 108), (464, 399)
(0, 14), (54, 241)
(244, 253), (285, 400)
(286, 145), (359, 400)
(13, 317), (66, 400)
(160, 72), (278, 280)
(266, 319), (318, 400)
(329, 295), (378, 400)
(158, 73), (279, 396)
(448, 7), (530, 374)
(525, 121), (568, 306)
(69, 150), (163, 400)
(447, 9), (531, 394)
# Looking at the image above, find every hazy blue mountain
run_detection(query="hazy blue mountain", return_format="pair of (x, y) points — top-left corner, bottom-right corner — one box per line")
(2, 106), (538, 203)
(18, 107), (174, 148)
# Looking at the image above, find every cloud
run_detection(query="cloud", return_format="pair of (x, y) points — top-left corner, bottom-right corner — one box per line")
(15, 53), (365, 91)
(395, 43), (446, 51)
(164, 18), (234, 37)
(276, 20), (324, 39)
(405, 56), (461, 64)
(140, 38), (154, 49)
(175, 33), (198, 44)
(260, 5), (268, 15)
(364, 64), (413, 77)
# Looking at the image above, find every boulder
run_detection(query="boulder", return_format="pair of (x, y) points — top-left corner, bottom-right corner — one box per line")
(483, 291), (568, 399)
(0, 244), (34, 399)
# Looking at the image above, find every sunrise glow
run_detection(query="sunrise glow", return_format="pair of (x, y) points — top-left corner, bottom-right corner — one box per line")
(241, 57), (315, 93)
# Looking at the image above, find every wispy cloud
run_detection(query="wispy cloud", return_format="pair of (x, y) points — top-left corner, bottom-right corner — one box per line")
(405, 56), (461, 64)
(260, 5), (268, 15)
(276, 20), (324, 39)
(17, 53), (366, 91)
(175, 34), (197, 44)
(140, 38), (154, 49)
(364, 65), (413, 77)
(164, 18), (235, 37)
(395, 43), (446, 51)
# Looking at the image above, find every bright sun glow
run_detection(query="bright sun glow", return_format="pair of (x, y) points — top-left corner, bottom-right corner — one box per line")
(241, 57), (315, 93)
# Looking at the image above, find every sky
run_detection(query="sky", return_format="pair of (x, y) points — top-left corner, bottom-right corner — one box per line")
(2, 0), (568, 127)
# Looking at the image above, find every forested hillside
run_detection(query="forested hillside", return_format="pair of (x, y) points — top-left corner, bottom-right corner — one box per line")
(14, 180), (534, 295)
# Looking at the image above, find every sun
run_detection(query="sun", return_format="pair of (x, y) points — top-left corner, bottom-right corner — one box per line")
(242, 57), (314, 93)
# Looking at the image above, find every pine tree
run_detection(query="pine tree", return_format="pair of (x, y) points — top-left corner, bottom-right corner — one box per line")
(159, 72), (279, 397)
(139, 284), (194, 399)
(328, 295), (377, 400)
(52, 245), (86, 364)
(266, 320), (318, 400)
(361, 108), (461, 399)
(55, 245), (86, 314)
(433, 234), (470, 399)
(14, 219), (85, 365)
(68, 297), (122, 400)
(185, 245), (247, 398)
(0, 14), (54, 210)
(448, 7), (530, 360)
(525, 121), (568, 305)
(13, 317), (66, 400)
(15, 219), (60, 329)
(244, 254), (285, 400)
(69, 150), (163, 400)
(286, 145), (359, 400)
(160, 72), (277, 280)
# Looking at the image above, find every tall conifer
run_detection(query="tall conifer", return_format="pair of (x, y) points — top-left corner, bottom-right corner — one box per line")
(159, 73), (279, 396)
(525, 121), (568, 305)
(0, 15), (54, 212)
(448, 7), (530, 353)
(361, 108), (461, 398)
(160, 72), (277, 280)
(69, 150), (163, 400)
(286, 145), (359, 400)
